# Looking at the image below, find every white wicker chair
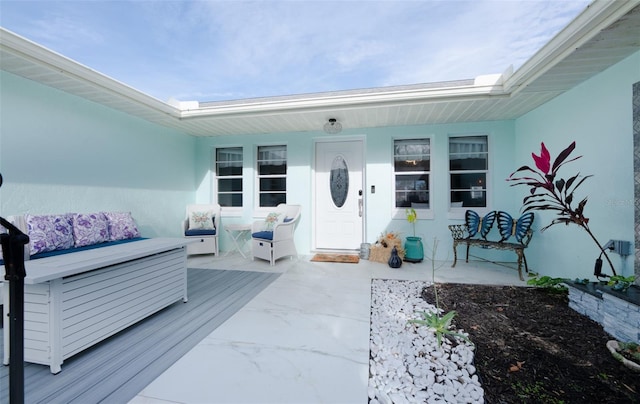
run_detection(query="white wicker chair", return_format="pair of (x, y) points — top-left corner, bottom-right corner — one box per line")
(183, 204), (220, 255)
(251, 204), (301, 265)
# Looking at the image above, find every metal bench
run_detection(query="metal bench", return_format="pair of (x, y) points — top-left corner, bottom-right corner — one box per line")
(448, 210), (534, 281)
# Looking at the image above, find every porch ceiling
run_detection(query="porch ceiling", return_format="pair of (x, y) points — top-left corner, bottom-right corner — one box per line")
(1, 2), (639, 138)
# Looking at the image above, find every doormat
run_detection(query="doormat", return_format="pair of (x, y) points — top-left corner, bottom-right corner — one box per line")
(311, 254), (360, 264)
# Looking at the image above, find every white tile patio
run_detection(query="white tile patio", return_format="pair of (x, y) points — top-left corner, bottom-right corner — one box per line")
(131, 252), (527, 404)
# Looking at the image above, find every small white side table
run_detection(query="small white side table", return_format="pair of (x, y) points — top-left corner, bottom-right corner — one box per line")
(224, 223), (252, 258)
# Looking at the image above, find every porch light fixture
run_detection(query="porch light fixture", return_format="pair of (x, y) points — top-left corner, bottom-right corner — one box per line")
(323, 118), (342, 134)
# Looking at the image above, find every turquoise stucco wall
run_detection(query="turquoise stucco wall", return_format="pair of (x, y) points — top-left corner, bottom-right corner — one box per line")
(0, 71), (197, 237)
(194, 132), (318, 254)
(195, 121), (518, 259)
(515, 50), (640, 280)
(3, 49), (637, 270)
(361, 121), (517, 262)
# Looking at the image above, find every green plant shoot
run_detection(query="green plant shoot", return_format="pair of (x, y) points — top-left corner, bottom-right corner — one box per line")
(608, 275), (636, 285)
(607, 275), (636, 291)
(526, 275), (568, 292)
(405, 208), (417, 237)
(408, 310), (472, 347)
(407, 237), (473, 348)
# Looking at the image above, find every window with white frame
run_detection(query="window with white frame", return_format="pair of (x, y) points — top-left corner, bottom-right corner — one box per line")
(449, 135), (488, 208)
(257, 145), (287, 207)
(215, 147), (243, 207)
(394, 138), (430, 209)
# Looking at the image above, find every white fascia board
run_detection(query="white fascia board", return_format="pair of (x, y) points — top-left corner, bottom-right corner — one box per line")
(0, 28), (181, 118)
(504, 0), (640, 95)
(179, 81), (510, 119)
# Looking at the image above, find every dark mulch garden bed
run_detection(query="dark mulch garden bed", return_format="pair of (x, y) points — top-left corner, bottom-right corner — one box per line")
(421, 284), (639, 403)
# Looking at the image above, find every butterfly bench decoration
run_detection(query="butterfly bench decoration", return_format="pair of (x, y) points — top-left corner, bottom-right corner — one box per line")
(448, 210), (534, 280)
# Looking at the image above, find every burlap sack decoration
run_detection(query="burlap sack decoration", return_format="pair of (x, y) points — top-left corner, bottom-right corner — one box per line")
(369, 232), (405, 264)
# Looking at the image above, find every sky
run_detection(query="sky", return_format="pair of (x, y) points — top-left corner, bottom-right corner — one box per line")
(0, 0), (591, 103)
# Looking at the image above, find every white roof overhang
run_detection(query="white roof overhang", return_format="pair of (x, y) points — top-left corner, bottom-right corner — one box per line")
(1, 0), (639, 137)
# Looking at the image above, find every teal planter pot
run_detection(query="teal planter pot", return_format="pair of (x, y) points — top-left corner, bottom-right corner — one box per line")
(404, 236), (424, 262)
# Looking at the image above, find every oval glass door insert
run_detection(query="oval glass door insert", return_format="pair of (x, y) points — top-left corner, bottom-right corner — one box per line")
(330, 155), (349, 208)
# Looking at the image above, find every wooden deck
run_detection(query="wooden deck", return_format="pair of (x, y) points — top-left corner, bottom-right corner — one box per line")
(0, 268), (280, 403)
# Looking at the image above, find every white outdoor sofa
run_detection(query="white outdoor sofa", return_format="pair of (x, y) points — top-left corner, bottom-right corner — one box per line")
(1, 213), (189, 374)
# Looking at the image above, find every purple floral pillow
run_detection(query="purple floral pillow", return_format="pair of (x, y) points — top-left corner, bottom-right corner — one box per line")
(26, 214), (74, 255)
(103, 211), (140, 241)
(72, 212), (110, 247)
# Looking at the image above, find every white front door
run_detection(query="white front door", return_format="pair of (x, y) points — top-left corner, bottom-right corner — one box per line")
(314, 140), (364, 250)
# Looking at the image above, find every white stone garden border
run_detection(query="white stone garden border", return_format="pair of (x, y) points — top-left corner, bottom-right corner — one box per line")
(368, 279), (484, 403)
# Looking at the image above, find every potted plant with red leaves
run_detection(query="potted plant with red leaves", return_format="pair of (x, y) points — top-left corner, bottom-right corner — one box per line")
(507, 141), (616, 277)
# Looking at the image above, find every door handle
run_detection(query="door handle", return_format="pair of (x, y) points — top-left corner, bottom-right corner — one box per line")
(358, 196), (363, 217)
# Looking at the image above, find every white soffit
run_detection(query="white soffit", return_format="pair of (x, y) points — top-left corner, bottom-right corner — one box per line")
(1, 1), (639, 137)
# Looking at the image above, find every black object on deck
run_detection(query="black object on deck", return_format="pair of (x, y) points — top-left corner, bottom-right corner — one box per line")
(0, 172), (30, 404)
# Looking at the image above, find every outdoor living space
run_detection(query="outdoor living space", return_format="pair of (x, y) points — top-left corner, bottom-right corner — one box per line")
(0, 249), (525, 403)
(2, 249), (639, 402)
(2, 1), (640, 402)
(131, 253), (527, 403)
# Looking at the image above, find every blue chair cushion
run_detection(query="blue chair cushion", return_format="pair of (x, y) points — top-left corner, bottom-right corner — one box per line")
(0, 237), (148, 265)
(252, 231), (273, 240)
(185, 229), (217, 237)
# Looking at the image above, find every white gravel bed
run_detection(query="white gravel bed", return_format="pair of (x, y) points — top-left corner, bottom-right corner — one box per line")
(369, 279), (484, 403)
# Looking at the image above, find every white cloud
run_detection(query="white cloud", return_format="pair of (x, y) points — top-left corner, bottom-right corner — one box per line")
(379, 0), (590, 85)
(2, 2), (105, 51)
(0, 0), (590, 101)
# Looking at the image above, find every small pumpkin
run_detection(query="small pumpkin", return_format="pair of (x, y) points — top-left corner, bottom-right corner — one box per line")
(388, 246), (402, 268)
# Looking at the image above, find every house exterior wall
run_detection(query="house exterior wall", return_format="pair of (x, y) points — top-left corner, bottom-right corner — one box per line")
(2, 48), (638, 277)
(634, 81), (640, 283)
(0, 71), (196, 238)
(514, 50), (640, 280)
(195, 121), (518, 260)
